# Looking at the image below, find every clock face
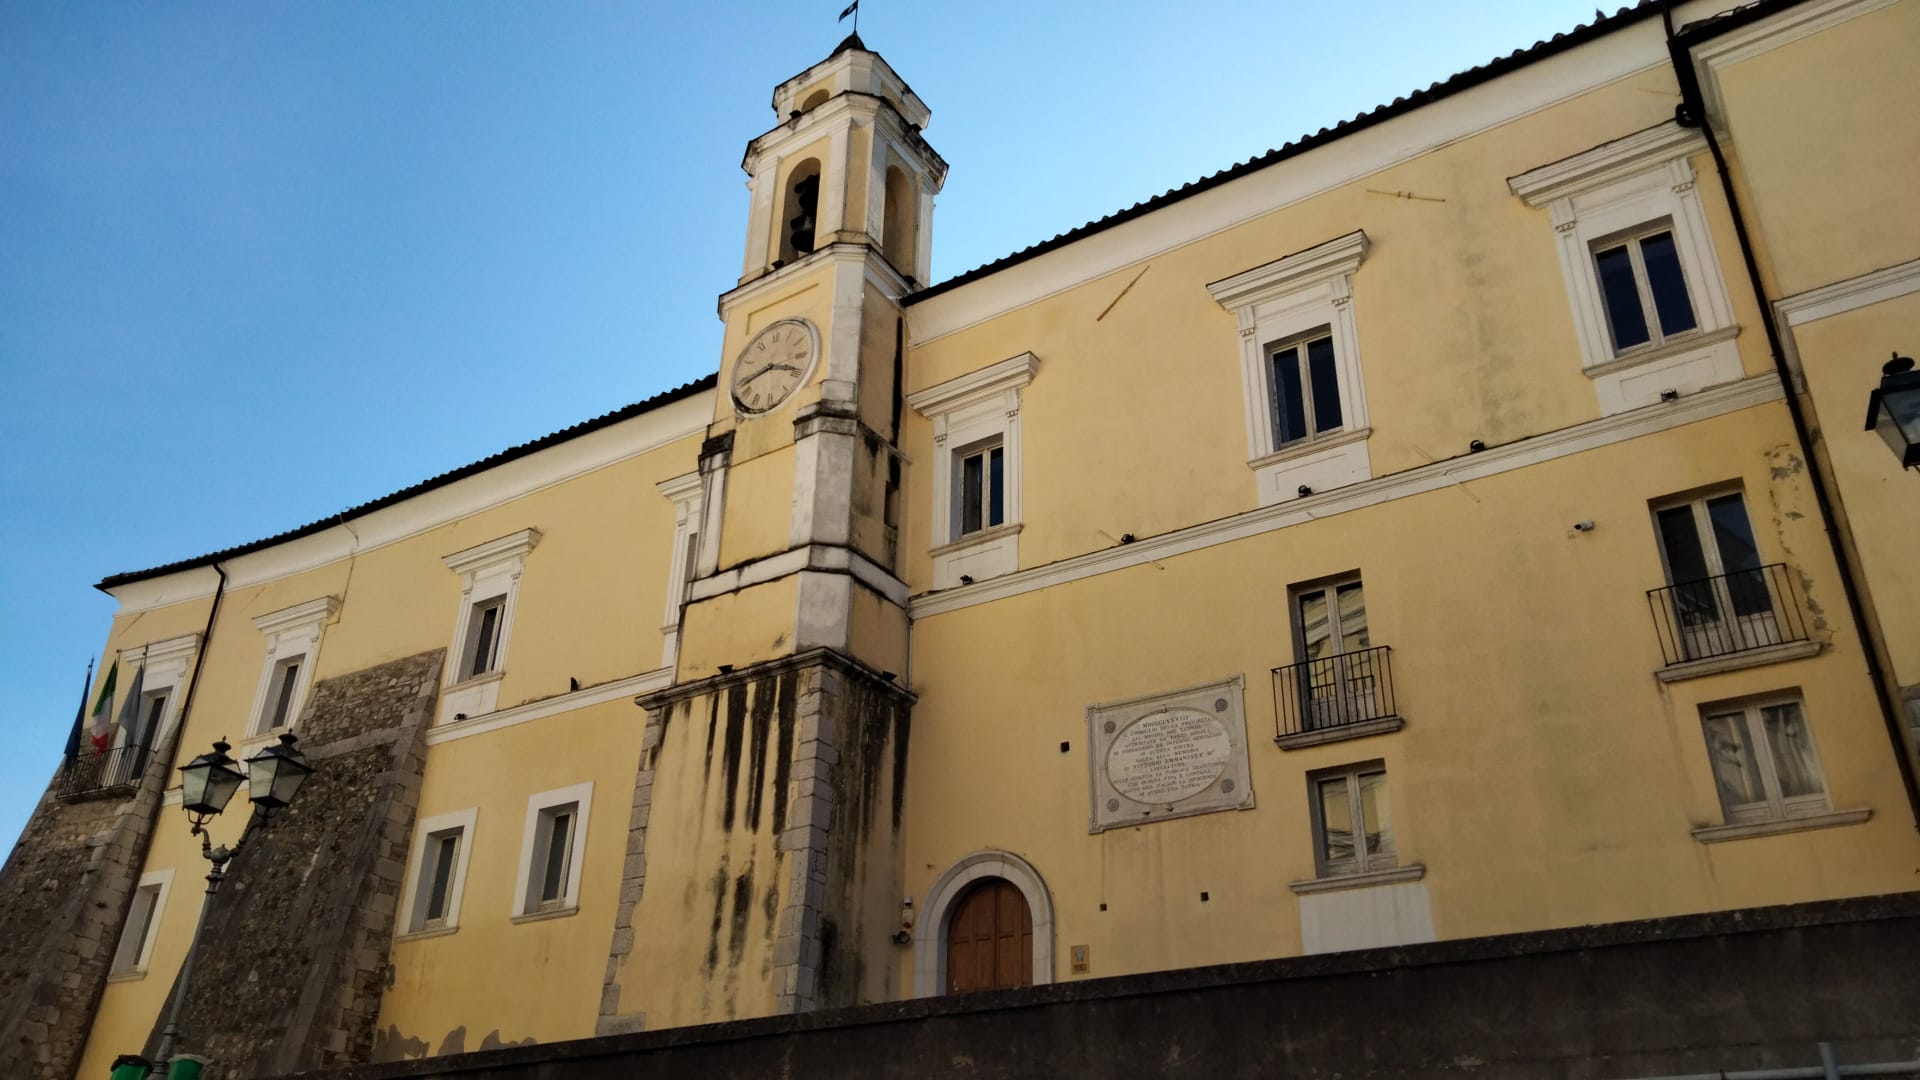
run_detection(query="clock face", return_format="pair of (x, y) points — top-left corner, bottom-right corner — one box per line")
(731, 319), (817, 415)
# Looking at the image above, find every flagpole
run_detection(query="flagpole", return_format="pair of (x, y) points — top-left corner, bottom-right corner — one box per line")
(63, 657), (95, 764)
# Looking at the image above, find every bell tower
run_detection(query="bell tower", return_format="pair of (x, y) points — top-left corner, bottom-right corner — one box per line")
(599, 36), (946, 1033)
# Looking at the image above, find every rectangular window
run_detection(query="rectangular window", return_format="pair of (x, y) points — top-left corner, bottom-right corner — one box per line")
(1290, 576), (1382, 729)
(513, 782), (592, 919)
(528, 803), (577, 912)
(409, 827), (465, 932)
(1701, 697), (1829, 824)
(463, 597), (505, 680)
(955, 439), (1005, 539)
(110, 874), (170, 977)
(1593, 225), (1697, 354)
(110, 691), (168, 785)
(401, 808), (475, 935)
(253, 655), (304, 735)
(1269, 331), (1343, 447)
(1653, 490), (1787, 661)
(1310, 762), (1396, 877)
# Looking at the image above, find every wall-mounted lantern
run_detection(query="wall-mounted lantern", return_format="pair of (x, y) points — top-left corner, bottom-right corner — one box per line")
(1864, 353), (1920, 470)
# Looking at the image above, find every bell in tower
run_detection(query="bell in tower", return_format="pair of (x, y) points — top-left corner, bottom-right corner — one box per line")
(786, 171), (819, 258)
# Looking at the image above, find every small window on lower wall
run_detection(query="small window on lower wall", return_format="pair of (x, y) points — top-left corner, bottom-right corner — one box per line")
(1701, 696), (1830, 825)
(513, 782), (593, 920)
(400, 808), (476, 936)
(110, 870), (173, 977)
(1309, 761), (1395, 879)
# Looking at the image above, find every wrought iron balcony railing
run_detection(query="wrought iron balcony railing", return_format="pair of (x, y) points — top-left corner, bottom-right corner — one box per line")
(55, 743), (151, 800)
(1272, 644), (1399, 740)
(1646, 563), (1809, 667)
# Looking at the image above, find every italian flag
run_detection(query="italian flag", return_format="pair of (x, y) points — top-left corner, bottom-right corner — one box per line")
(88, 663), (117, 754)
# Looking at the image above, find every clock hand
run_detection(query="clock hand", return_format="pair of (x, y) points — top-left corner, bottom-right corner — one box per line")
(740, 362), (801, 386)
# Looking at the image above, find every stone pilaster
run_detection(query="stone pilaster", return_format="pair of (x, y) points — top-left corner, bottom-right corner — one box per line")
(0, 712), (182, 1080)
(595, 702), (668, 1036)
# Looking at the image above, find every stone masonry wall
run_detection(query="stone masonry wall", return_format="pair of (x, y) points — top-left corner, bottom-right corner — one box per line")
(0, 710), (184, 1079)
(143, 649), (442, 1078)
(286, 892), (1920, 1080)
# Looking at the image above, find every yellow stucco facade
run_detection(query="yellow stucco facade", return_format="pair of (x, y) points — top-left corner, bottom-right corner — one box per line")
(33, 3), (1919, 1075)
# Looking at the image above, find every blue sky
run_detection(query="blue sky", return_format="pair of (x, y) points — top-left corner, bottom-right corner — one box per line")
(0, 1), (1611, 850)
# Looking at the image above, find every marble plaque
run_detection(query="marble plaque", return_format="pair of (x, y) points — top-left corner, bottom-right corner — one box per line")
(1087, 675), (1254, 832)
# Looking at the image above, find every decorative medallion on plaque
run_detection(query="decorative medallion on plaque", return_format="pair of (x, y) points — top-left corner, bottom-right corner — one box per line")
(1086, 675), (1254, 832)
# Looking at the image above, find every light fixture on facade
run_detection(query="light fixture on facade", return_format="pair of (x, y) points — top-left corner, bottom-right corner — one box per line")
(244, 732), (314, 811)
(177, 739), (245, 829)
(1864, 353), (1920, 469)
(142, 734), (315, 1078)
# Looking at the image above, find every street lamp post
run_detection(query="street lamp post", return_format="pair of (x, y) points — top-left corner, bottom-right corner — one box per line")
(145, 733), (313, 1079)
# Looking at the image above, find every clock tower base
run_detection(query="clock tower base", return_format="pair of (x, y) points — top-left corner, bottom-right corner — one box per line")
(598, 648), (912, 1032)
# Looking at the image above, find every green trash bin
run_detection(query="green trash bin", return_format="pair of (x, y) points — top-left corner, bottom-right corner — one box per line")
(167, 1055), (208, 1080)
(108, 1054), (149, 1080)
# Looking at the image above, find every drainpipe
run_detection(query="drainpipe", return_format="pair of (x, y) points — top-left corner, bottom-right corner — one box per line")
(170, 564), (228, 761)
(1663, 4), (1920, 830)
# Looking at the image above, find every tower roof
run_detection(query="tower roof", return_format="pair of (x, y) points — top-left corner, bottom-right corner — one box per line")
(830, 31), (866, 58)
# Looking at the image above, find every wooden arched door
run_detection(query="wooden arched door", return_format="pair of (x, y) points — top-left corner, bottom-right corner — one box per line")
(944, 878), (1033, 993)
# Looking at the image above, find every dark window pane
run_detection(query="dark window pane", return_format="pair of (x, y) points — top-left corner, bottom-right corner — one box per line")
(1639, 232), (1696, 336)
(1306, 336), (1342, 433)
(987, 447), (1004, 528)
(1657, 506), (1710, 584)
(426, 835), (457, 921)
(1705, 494), (1760, 573)
(960, 453), (983, 534)
(470, 605), (500, 678)
(1594, 244), (1650, 350)
(271, 661), (300, 727)
(1706, 494), (1769, 617)
(541, 812), (573, 902)
(1272, 346), (1307, 445)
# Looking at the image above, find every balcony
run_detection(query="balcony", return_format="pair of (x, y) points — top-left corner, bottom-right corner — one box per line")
(55, 744), (151, 801)
(1272, 644), (1403, 749)
(1646, 564), (1817, 681)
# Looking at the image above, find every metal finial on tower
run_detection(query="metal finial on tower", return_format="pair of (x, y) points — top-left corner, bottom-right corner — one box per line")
(838, 0), (859, 34)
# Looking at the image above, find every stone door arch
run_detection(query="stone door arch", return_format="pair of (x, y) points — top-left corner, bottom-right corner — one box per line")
(913, 850), (1054, 997)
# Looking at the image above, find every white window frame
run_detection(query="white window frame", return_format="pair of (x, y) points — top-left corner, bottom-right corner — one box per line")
(245, 598), (339, 741)
(950, 435), (1006, 539)
(1307, 760), (1397, 879)
(511, 781), (593, 920)
(657, 472), (705, 668)
(1207, 230), (1373, 508)
(397, 807), (478, 937)
(1700, 695), (1831, 826)
(439, 528), (541, 724)
(113, 634), (197, 751)
(1509, 121), (1740, 415)
(109, 868), (174, 978)
(906, 352), (1038, 589)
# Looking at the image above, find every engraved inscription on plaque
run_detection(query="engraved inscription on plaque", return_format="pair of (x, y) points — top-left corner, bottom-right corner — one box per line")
(1106, 709), (1233, 805)
(1086, 675), (1254, 832)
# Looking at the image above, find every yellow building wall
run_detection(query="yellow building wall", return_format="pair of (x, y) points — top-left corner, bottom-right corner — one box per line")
(1709, 0), (1920, 298)
(371, 697), (643, 1056)
(678, 576), (801, 680)
(714, 448), (798, 569)
(1789, 293), (1920, 687)
(900, 68), (1775, 591)
(76, 421), (705, 1071)
(899, 403), (1920, 989)
(612, 685), (785, 1030)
